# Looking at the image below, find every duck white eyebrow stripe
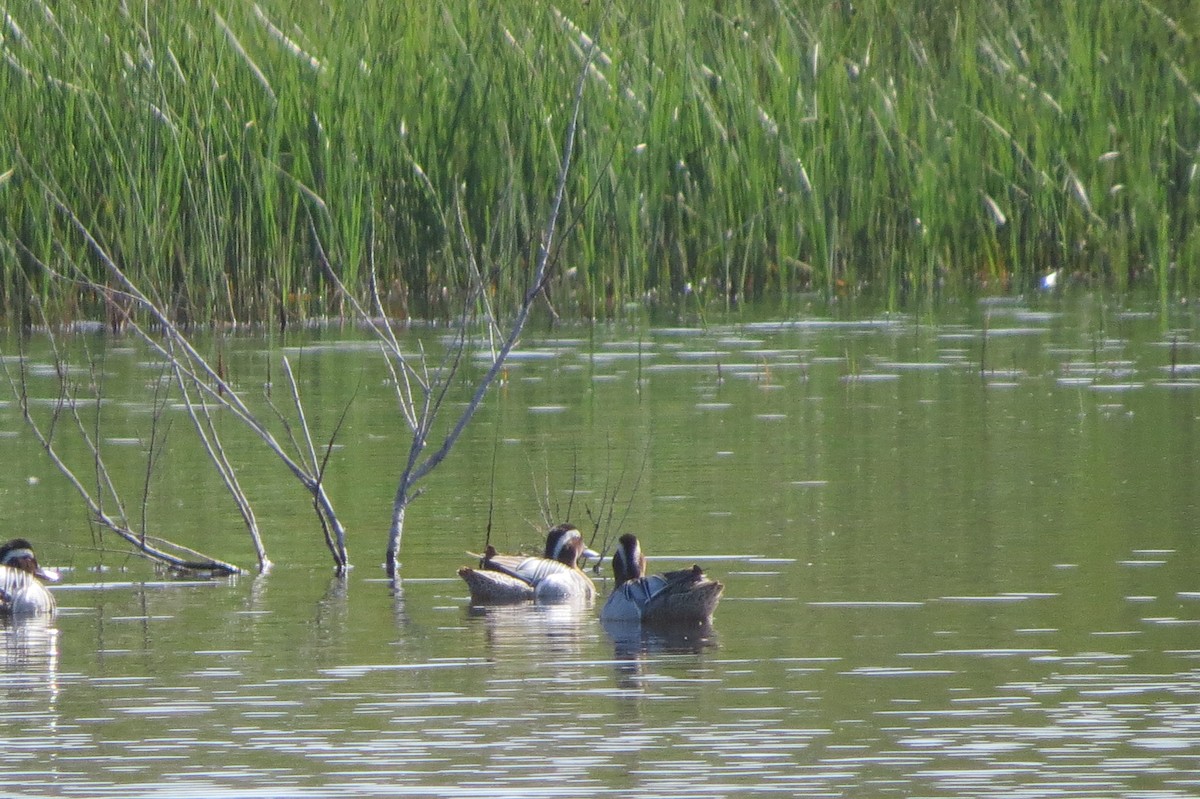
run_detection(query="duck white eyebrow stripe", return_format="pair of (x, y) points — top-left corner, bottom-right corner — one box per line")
(2, 548), (34, 564)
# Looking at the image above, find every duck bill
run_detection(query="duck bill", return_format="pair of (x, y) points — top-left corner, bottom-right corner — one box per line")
(34, 566), (61, 583)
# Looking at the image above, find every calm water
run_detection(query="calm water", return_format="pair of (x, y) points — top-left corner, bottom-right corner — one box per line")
(3, 294), (1200, 798)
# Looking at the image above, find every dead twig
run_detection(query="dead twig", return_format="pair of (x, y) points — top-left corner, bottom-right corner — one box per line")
(1, 320), (242, 575)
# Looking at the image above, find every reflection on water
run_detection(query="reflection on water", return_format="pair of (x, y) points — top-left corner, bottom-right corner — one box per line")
(602, 618), (718, 659)
(603, 618), (719, 693)
(468, 599), (595, 660)
(0, 615), (60, 794)
(4, 296), (1200, 796)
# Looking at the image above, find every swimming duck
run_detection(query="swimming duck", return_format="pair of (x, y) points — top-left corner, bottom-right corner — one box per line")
(600, 533), (723, 625)
(458, 523), (597, 604)
(0, 539), (59, 615)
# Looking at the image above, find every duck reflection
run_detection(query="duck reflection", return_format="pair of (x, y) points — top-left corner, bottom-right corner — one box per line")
(603, 618), (718, 657)
(0, 614), (60, 723)
(603, 618), (719, 691)
(467, 599), (593, 661)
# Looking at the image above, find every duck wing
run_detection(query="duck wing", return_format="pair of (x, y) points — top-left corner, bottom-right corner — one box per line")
(643, 567), (723, 624)
(660, 565), (709, 587)
(481, 554), (574, 586)
(458, 566), (537, 603)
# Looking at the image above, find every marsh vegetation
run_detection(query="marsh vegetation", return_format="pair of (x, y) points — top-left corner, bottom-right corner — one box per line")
(3, 0), (1199, 327)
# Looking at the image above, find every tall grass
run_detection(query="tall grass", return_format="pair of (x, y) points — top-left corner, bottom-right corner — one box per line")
(1, 0), (1198, 324)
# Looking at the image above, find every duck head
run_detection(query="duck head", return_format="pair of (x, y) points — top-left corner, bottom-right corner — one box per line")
(0, 539), (60, 583)
(544, 524), (589, 567)
(612, 533), (647, 586)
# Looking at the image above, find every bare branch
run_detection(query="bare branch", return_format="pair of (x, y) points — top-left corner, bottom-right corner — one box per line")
(282, 354), (349, 570)
(307, 214), (423, 430)
(410, 37), (594, 486)
(454, 191), (503, 356)
(2, 336), (241, 576)
(16, 167), (342, 571)
(281, 356), (322, 479)
(378, 32), (599, 575)
(170, 344), (271, 572)
(140, 361), (173, 545)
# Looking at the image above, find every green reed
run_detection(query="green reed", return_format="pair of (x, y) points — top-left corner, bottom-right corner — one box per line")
(1, 0), (1198, 324)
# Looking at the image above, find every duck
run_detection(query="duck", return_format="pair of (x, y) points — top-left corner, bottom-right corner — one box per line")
(0, 539), (59, 615)
(458, 523), (597, 604)
(600, 533), (723, 625)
